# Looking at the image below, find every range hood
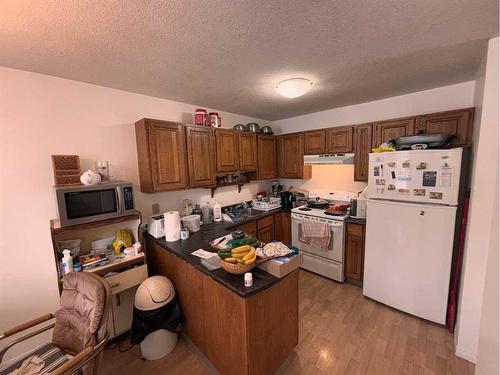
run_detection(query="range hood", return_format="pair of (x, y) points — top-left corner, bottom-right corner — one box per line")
(304, 153), (354, 165)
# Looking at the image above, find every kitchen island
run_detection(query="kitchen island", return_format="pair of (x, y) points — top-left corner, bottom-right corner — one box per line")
(144, 211), (298, 375)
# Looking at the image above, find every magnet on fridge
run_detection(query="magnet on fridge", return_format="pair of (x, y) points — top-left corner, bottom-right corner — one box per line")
(402, 160), (410, 168)
(374, 166), (380, 176)
(429, 192), (443, 200)
(422, 171), (437, 187)
(391, 171), (396, 179)
(416, 162), (427, 170)
(387, 162), (396, 167)
(398, 188), (410, 193)
(380, 179), (385, 185)
(413, 189), (426, 196)
(388, 184), (396, 191)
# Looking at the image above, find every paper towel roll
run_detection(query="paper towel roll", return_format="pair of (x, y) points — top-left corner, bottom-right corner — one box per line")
(164, 211), (181, 242)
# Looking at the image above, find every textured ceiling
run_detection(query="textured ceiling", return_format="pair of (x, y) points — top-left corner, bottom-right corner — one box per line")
(0, 0), (498, 120)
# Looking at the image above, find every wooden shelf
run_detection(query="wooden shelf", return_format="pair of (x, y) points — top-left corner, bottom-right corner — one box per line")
(84, 253), (145, 277)
(209, 182), (247, 198)
(50, 211), (141, 235)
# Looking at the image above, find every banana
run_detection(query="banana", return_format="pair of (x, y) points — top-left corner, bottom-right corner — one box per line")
(231, 245), (251, 254)
(224, 257), (237, 264)
(244, 255), (256, 265)
(236, 258), (245, 264)
(232, 252), (249, 259)
(242, 247), (256, 261)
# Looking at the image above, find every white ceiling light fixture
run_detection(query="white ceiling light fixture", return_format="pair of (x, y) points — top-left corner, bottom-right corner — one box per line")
(275, 78), (313, 98)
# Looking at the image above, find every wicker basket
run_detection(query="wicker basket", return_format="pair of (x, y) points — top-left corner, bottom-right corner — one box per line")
(220, 258), (255, 274)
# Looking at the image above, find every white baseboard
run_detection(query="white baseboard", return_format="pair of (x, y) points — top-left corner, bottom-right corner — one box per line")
(455, 345), (477, 363)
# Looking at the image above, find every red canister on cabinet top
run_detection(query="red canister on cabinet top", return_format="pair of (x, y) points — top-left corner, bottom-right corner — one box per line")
(194, 108), (207, 126)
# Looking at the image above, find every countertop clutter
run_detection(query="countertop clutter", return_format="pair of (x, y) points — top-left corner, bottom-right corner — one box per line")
(144, 207), (290, 298)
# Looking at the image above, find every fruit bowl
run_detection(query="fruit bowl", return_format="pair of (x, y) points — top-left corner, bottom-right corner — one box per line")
(220, 258), (255, 274)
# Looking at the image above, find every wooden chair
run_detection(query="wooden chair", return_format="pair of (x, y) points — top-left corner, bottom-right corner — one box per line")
(0, 272), (111, 375)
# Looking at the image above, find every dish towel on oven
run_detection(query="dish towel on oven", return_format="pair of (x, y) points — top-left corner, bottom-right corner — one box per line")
(300, 219), (331, 251)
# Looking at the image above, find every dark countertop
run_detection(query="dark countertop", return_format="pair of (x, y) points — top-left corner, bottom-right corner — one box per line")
(145, 207), (290, 298)
(345, 216), (366, 225)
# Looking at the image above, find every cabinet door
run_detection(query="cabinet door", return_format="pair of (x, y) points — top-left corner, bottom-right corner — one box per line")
(277, 133), (304, 178)
(135, 120), (188, 193)
(257, 135), (277, 180)
(304, 130), (326, 154)
(274, 213), (282, 242)
(281, 212), (291, 244)
(257, 225), (275, 244)
(215, 129), (239, 173)
(237, 221), (257, 237)
(238, 132), (258, 172)
(326, 126), (354, 153)
(416, 108), (474, 146)
(345, 223), (365, 281)
(354, 123), (373, 182)
(186, 126), (216, 187)
(373, 117), (416, 147)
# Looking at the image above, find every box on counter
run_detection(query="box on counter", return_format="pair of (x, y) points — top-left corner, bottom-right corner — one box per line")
(257, 252), (303, 278)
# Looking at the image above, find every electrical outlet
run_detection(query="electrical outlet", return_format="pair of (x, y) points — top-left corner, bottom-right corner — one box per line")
(152, 203), (160, 214)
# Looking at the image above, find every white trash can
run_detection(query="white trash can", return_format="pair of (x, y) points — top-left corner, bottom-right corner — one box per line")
(134, 276), (178, 360)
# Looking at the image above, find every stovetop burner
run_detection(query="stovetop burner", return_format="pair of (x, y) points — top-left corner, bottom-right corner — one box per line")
(298, 207), (312, 211)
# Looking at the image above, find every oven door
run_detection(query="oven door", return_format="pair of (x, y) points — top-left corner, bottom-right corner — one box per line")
(56, 183), (122, 227)
(291, 213), (344, 262)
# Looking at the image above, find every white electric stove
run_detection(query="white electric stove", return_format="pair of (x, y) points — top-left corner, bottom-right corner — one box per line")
(291, 190), (356, 282)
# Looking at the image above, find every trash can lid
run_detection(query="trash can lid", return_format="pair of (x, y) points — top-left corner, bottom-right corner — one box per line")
(135, 276), (175, 310)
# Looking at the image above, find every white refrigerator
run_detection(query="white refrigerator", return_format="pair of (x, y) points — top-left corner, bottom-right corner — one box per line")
(363, 148), (463, 324)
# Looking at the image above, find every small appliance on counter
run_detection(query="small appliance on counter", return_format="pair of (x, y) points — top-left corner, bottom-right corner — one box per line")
(279, 191), (293, 208)
(148, 215), (165, 239)
(349, 196), (367, 219)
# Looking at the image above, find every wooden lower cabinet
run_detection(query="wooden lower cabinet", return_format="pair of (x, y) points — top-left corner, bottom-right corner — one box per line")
(345, 223), (365, 283)
(281, 212), (292, 244)
(237, 221), (257, 237)
(145, 238), (299, 375)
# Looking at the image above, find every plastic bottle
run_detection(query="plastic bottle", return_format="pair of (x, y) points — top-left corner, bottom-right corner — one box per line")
(62, 249), (73, 275)
(202, 201), (211, 224)
(244, 272), (253, 287)
(192, 204), (203, 225)
(213, 201), (222, 222)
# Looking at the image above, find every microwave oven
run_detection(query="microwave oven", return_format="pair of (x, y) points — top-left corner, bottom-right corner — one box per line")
(55, 181), (135, 227)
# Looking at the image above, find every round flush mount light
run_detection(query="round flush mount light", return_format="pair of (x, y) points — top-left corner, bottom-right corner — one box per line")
(275, 78), (313, 98)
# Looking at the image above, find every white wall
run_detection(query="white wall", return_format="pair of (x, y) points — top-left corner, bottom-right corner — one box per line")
(273, 81), (475, 192)
(475, 172), (499, 375)
(454, 37), (499, 363)
(0, 66), (271, 362)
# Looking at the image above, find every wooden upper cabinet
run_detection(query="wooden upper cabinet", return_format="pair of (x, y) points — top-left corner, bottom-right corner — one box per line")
(354, 123), (373, 182)
(304, 130), (326, 154)
(326, 126), (354, 153)
(238, 132), (258, 172)
(185, 126), (216, 187)
(215, 129), (239, 173)
(278, 133), (305, 178)
(257, 135), (277, 180)
(416, 108), (474, 146)
(372, 117), (416, 147)
(135, 119), (188, 193)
